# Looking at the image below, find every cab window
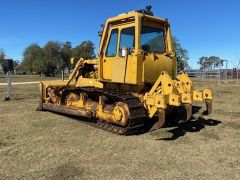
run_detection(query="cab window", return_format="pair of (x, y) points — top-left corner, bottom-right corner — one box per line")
(119, 27), (135, 56)
(106, 29), (118, 57)
(141, 26), (165, 53)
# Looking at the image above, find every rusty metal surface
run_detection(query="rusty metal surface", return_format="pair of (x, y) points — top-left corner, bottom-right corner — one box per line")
(183, 103), (192, 121)
(205, 100), (212, 115)
(43, 87), (146, 135)
(43, 103), (93, 117)
(149, 109), (165, 132)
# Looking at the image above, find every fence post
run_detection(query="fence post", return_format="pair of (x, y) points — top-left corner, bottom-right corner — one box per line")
(5, 71), (12, 101)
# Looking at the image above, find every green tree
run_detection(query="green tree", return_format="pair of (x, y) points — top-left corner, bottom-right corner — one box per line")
(72, 41), (95, 60)
(22, 44), (42, 74)
(21, 40), (95, 75)
(61, 41), (72, 71)
(32, 48), (46, 75)
(172, 37), (189, 71)
(43, 41), (63, 76)
(198, 56), (223, 70)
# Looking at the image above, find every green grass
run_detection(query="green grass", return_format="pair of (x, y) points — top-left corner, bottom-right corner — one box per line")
(0, 79), (240, 179)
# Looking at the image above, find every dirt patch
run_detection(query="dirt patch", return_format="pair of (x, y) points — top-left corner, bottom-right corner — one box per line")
(149, 129), (172, 139)
(0, 140), (7, 147)
(31, 119), (57, 129)
(49, 164), (84, 180)
(225, 122), (240, 130)
(0, 139), (15, 148)
(201, 131), (220, 140)
(217, 90), (232, 94)
(214, 110), (240, 118)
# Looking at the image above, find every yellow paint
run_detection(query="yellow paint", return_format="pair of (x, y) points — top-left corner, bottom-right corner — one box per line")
(76, 77), (103, 88)
(144, 71), (213, 118)
(39, 10), (213, 124)
(97, 12), (175, 85)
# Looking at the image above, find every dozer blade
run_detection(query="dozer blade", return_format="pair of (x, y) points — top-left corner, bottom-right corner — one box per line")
(204, 99), (212, 115)
(149, 109), (165, 132)
(183, 103), (192, 121)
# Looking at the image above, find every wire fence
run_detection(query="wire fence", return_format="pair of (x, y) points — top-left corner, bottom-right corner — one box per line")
(186, 69), (240, 80)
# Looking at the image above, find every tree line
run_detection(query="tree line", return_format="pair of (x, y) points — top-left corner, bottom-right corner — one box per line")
(21, 41), (95, 76)
(20, 38), (190, 75)
(1, 38), (229, 75)
(1, 37), (192, 75)
(172, 37), (189, 71)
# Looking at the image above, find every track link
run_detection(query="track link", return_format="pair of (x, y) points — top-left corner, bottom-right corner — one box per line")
(57, 87), (146, 135)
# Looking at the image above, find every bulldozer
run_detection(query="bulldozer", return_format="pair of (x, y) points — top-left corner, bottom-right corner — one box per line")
(38, 6), (213, 135)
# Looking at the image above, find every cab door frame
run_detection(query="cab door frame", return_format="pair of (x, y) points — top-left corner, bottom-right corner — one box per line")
(102, 28), (119, 80)
(102, 23), (137, 83)
(111, 24), (136, 83)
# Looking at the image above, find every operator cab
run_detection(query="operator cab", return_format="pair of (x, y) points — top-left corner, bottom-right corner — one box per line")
(98, 7), (176, 86)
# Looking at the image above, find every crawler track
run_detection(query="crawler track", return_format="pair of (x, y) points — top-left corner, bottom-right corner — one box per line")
(43, 87), (146, 135)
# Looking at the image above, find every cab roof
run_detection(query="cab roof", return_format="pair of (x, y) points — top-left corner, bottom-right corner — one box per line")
(106, 11), (169, 26)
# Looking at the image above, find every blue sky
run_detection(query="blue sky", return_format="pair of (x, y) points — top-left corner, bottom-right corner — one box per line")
(0, 0), (240, 68)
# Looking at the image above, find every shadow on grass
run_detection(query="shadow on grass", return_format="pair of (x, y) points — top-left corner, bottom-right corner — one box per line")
(149, 105), (221, 140)
(39, 105), (221, 138)
(156, 117), (221, 141)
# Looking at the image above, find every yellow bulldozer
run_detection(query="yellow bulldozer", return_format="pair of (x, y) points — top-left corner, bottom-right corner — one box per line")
(38, 6), (213, 135)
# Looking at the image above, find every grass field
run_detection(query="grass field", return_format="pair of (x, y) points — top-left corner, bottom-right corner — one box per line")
(0, 74), (64, 83)
(0, 77), (240, 179)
